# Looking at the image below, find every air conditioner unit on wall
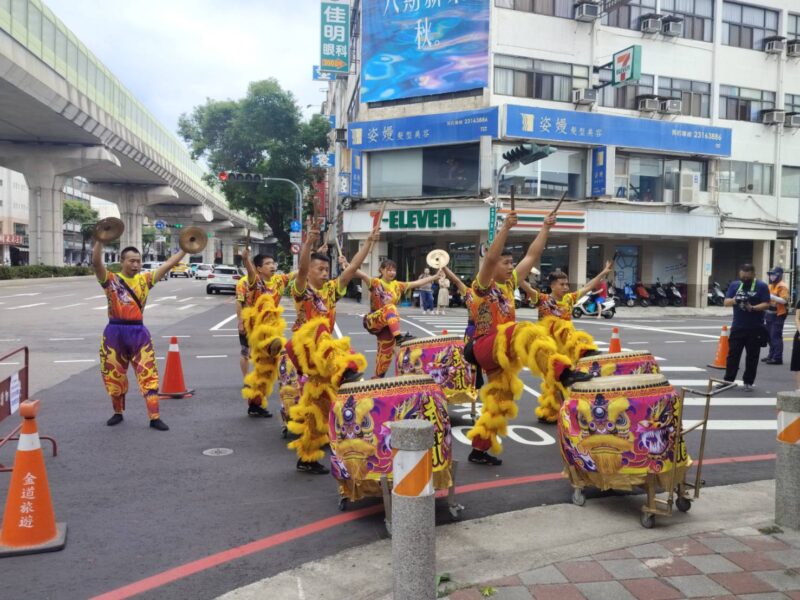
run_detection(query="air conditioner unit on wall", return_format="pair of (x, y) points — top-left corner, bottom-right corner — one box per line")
(574, 2), (601, 22)
(765, 37), (786, 54)
(762, 110), (786, 125)
(786, 113), (800, 128)
(572, 87), (597, 105)
(638, 97), (660, 112)
(788, 40), (800, 57)
(640, 16), (663, 34)
(662, 19), (683, 37)
(678, 171), (700, 205)
(660, 99), (682, 114)
(335, 128), (347, 143)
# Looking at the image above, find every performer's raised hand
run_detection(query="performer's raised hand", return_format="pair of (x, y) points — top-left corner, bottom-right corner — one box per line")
(543, 213), (557, 228)
(601, 259), (614, 275)
(367, 224), (381, 243)
(502, 210), (519, 230)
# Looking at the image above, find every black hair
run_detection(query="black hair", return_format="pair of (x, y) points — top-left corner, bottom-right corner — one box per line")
(254, 254), (275, 268)
(548, 270), (569, 284)
(380, 259), (397, 270)
(739, 263), (755, 273)
(500, 249), (514, 258)
(310, 252), (330, 263)
(120, 246), (141, 259)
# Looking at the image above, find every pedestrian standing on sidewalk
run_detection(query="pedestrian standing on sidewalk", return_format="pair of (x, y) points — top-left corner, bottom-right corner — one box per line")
(791, 298), (800, 390)
(722, 264), (771, 393)
(763, 266), (789, 365)
(436, 274), (450, 315)
(418, 268), (434, 314)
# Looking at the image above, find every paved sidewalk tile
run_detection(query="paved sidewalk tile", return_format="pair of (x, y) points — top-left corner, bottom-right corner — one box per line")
(754, 570), (800, 591)
(683, 554), (744, 574)
(485, 576), (524, 587)
(528, 583), (586, 600)
(665, 574), (731, 597)
(575, 581), (637, 600)
(737, 536), (792, 551)
(620, 578), (683, 600)
(738, 593), (796, 600)
(692, 534), (752, 553)
(710, 571), (780, 594)
(592, 549), (635, 560)
(490, 586), (534, 600)
(661, 536), (715, 556)
(768, 549), (800, 569)
(646, 556), (702, 577)
(555, 560), (613, 583)
(519, 565), (568, 586)
(448, 589), (483, 600)
(598, 559), (656, 580)
(724, 551), (788, 571)
(627, 543), (673, 559)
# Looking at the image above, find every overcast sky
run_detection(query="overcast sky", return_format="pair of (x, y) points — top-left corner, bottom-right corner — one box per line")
(45, 0), (325, 140)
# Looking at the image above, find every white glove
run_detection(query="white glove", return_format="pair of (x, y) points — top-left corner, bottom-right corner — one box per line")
(770, 294), (787, 305)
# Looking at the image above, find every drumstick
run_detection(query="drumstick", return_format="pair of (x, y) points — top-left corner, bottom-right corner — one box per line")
(377, 201), (388, 229)
(550, 191), (567, 216)
(335, 236), (343, 256)
(510, 184), (516, 212)
(245, 228), (251, 251)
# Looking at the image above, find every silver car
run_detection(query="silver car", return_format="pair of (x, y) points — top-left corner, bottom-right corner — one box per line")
(194, 263), (214, 280)
(206, 265), (243, 294)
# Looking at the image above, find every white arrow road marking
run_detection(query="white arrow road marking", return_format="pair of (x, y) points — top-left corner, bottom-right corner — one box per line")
(210, 314), (237, 331)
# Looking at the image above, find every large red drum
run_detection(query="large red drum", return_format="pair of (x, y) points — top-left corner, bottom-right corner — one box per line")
(394, 334), (476, 405)
(329, 374), (452, 501)
(576, 350), (660, 378)
(558, 374), (689, 491)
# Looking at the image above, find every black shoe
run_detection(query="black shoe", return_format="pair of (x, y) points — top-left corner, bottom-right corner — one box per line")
(397, 332), (415, 344)
(582, 349), (603, 358)
(761, 357), (771, 363)
(340, 369), (363, 385)
(149, 418), (169, 431)
(296, 459), (330, 474)
(765, 359), (783, 365)
(468, 449), (502, 466)
(106, 413), (124, 427)
(560, 368), (593, 388)
(248, 405), (273, 418)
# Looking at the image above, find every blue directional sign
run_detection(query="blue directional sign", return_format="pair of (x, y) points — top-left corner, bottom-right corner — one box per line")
(290, 220), (302, 233)
(313, 66), (335, 81)
(312, 153), (335, 168)
(154, 220), (166, 231)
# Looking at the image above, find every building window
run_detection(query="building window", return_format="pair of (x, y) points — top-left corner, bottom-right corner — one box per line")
(660, 0), (714, 42)
(615, 153), (707, 203)
(718, 160), (774, 195)
(786, 94), (800, 114)
(602, 0), (656, 31)
(14, 223), (27, 236)
(494, 55), (589, 102)
(719, 85), (774, 122)
(788, 14), (800, 40)
(722, 1), (778, 50)
(597, 70), (655, 110)
(783, 166), (800, 198)
(494, 145), (586, 199)
(658, 77), (711, 117)
(368, 144), (479, 199)
(494, 0), (573, 18)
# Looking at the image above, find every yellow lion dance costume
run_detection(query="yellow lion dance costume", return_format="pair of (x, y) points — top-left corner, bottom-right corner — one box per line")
(536, 316), (598, 423)
(241, 293), (286, 411)
(287, 317), (368, 463)
(467, 321), (571, 454)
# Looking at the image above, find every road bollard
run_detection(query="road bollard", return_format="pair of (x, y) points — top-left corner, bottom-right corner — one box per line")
(391, 420), (436, 600)
(775, 391), (800, 529)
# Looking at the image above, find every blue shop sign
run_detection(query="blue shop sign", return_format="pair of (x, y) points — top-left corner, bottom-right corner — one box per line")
(591, 147), (607, 197)
(348, 107), (498, 150)
(351, 150), (362, 197)
(505, 105), (731, 157)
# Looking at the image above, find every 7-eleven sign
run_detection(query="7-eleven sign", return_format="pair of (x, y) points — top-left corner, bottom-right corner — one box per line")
(612, 45), (642, 87)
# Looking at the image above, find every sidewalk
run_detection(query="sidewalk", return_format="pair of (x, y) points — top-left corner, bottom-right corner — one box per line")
(217, 480), (799, 600)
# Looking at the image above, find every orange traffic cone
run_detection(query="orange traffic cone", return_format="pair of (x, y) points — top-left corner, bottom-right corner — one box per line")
(707, 325), (729, 370)
(0, 400), (66, 557)
(608, 327), (622, 353)
(159, 337), (194, 399)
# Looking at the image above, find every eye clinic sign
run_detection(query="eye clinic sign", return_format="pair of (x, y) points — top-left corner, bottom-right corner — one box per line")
(343, 206), (489, 233)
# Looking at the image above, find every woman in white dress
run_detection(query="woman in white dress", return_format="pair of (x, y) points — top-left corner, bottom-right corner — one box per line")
(436, 275), (450, 315)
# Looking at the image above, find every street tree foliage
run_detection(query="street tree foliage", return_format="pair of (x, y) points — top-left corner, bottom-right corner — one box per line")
(178, 79), (330, 262)
(63, 199), (99, 263)
(142, 226), (157, 258)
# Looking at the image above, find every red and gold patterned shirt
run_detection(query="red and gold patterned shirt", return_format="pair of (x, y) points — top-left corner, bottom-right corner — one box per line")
(291, 277), (346, 332)
(530, 291), (579, 321)
(369, 278), (408, 312)
(99, 271), (155, 322)
(469, 270), (518, 339)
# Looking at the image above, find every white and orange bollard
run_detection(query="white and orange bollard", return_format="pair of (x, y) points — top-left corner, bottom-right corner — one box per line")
(775, 391), (800, 530)
(391, 420), (435, 600)
(0, 399), (67, 557)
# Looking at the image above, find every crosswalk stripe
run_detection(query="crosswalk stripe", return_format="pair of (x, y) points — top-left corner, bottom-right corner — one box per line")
(683, 419), (775, 431)
(683, 397), (775, 407)
(660, 366), (705, 372)
(670, 379), (743, 386)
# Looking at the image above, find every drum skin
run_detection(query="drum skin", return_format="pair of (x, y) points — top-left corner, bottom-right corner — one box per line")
(394, 335), (477, 405)
(558, 374), (690, 491)
(576, 351), (660, 378)
(330, 374), (453, 501)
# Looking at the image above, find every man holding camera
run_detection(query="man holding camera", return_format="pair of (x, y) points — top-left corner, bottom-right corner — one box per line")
(722, 264), (771, 393)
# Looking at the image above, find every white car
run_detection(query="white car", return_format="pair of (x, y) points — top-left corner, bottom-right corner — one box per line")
(194, 263), (214, 280)
(141, 262), (168, 282)
(206, 265), (243, 294)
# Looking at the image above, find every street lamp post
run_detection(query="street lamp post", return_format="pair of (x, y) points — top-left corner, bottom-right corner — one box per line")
(264, 177), (303, 271)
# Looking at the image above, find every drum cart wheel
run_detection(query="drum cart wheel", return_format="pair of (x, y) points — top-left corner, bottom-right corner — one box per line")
(640, 512), (655, 529)
(675, 496), (691, 512)
(338, 497), (347, 511)
(571, 487), (586, 507)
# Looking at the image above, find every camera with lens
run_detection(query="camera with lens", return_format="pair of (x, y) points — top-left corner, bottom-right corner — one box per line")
(734, 291), (750, 311)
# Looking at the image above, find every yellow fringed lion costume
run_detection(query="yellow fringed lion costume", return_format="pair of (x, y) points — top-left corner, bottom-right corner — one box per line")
(241, 293), (287, 410)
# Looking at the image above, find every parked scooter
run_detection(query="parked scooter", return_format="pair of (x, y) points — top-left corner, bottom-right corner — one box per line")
(707, 281), (725, 306)
(621, 282), (638, 307)
(665, 278), (683, 307)
(572, 291), (616, 319)
(633, 281), (650, 307)
(650, 278), (670, 307)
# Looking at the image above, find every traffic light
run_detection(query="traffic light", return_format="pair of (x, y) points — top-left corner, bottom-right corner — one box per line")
(218, 171), (263, 183)
(501, 143), (556, 165)
(174, 223), (183, 229)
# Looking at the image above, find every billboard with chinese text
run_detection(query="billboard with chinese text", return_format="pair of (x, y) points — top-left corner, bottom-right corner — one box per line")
(320, 0), (350, 74)
(361, 0), (489, 103)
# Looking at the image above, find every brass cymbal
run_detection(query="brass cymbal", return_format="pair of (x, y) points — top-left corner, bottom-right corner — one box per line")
(426, 249), (450, 269)
(179, 226), (207, 254)
(94, 217), (124, 243)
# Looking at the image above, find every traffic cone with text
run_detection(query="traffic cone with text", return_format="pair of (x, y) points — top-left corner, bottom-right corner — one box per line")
(707, 325), (729, 370)
(608, 327), (622, 353)
(0, 399), (66, 557)
(159, 337), (195, 399)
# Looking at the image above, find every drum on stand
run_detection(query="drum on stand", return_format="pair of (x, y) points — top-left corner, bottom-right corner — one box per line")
(576, 350), (660, 378)
(394, 335), (477, 406)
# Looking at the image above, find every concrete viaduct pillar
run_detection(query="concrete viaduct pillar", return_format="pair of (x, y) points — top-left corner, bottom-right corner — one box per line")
(0, 144), (119, 266)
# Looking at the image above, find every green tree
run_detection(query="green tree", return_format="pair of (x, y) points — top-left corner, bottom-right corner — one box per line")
(142, 226), (157, 258)
(63, 199), (99, 264)
(178, 79), (331, 262)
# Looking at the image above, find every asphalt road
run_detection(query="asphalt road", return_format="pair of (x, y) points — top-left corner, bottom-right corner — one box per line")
(0, 276), (786, 599)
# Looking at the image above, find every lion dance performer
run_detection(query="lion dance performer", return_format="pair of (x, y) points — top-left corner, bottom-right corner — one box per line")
(285, 222), (379, 474)
(238, 249), (291, 418)
(465, 211), (591, 465)
(93, 241), (186, 431)
(360, 259), (440, 378)
(525, 262), (613, 423)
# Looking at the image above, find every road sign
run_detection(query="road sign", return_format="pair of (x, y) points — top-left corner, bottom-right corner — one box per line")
(312, 65), (334, 81)
(488, 205), (497, 244)
(612, 45), (641, 87)
(290, 243), (301, 255)
(320, 0), (350, 74)
(312, 153), (335, 168)
(290, 220), (301, 233)
(154, 220), (166, 231)
(289, 232), (302, 244)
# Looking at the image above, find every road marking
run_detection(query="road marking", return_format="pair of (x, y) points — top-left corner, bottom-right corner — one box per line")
(0, 338), (21, 342)
(0, 361), (20, 366)
(6, 302), (47, 310)
(579, 321), (719, 339)
(161, 336), (191, 339)
(54, 359), (96, 364)
(144, 304), (160, 310)
(85, 294), (105, 300)
(49, 293), (76, 299)
(348, 332), (369, 335)
(400, 318), (435, 336)
(93, 305), (107, 310)
(363, 349), (376, 353)
(333, 323), (343, 339)
(177, 298), (193, 303)
(660, 366), (705, 372)
(159, 295), (178, 301)
(523, 384), (540, 398)
(684, 397), (775, 407)
(210, 314), (237, 331)
(660, 325), (732, 330)
(197, 355), (228, 359)
(52, 302), (85, 310)
(49, 337), (85, 341)
(178, 304), (196, 311)
(672, 379), (743, 386)
(628, 342), (649, 345)
(664, 340), (686, 344)
(683, 419), (776, 430)
(0, 292), (40, 298)
(212, 334), (238, 337)
(700, 339), (718, 343)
